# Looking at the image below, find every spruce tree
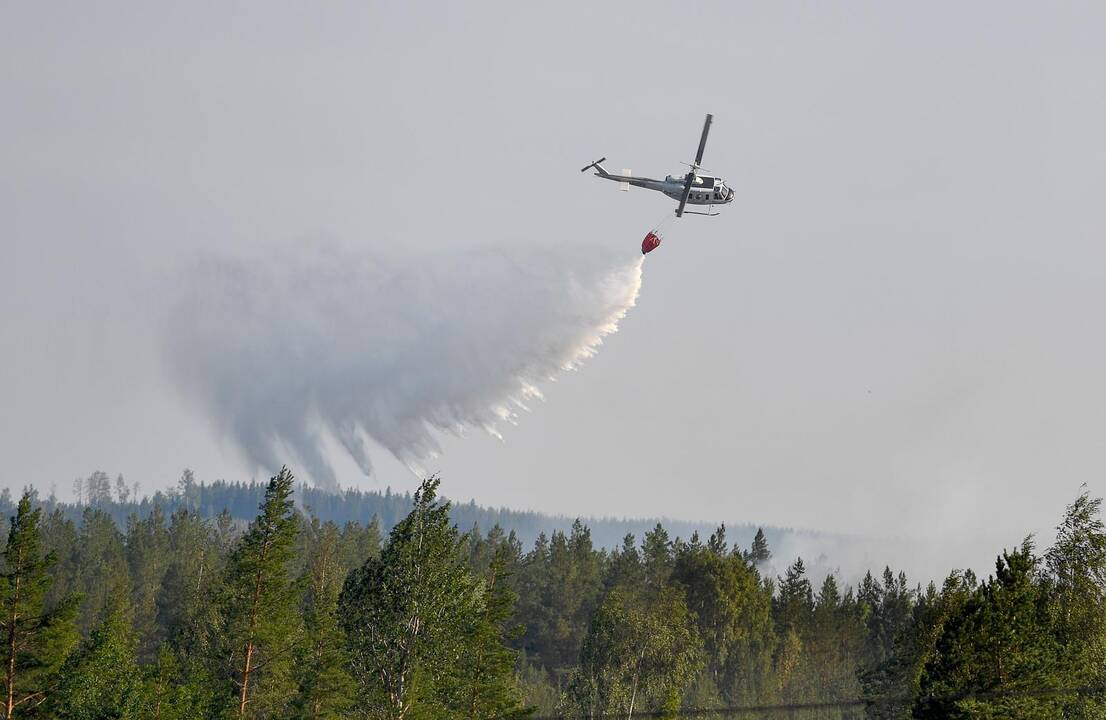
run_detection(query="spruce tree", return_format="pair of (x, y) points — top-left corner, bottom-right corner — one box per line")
(861, 571), (976, 720)
(0, 493), (78, 719)
(746, 528), (771, 567)
(514, 533), (552, 671)
(916, 541), (1061, 719)
(707, 524), (727, 556)
(605, 534), (644, 591)
(641, 524), (673, 595)
(222, 467), (301, 718)
(544, 530), (577, 669)
(567, 521), (603, 662)
(442, 546), (532, 719)
(774, 558), (813, 635)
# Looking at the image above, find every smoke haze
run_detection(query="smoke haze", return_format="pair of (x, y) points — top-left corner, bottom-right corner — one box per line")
(167, 244), (644, 490)
(6, 3), (1106, 584)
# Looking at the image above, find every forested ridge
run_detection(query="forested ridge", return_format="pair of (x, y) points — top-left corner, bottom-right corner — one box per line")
(42, 470), (825, 567)
(1, 469), (1104, 719)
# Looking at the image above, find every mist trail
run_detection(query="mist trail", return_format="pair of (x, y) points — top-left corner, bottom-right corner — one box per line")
(167, 243), (645, 490)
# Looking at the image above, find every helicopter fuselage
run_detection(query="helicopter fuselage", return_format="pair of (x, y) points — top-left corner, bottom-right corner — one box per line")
(591, 169), (735, 207)
(659, 174), (734, 205)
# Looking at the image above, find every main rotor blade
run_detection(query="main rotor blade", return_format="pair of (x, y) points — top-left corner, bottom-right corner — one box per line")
(693, 113), (713, 167)
(675, 173), (695, 218)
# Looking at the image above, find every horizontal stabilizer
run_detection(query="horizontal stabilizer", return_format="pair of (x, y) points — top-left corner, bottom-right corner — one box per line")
(619, 169), (631, 191)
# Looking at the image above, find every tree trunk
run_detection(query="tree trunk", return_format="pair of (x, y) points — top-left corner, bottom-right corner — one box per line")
(237, 532), (273, 718)
(238, 640), (255, 716)
(5, 622), (15, 720)
(237, 567), (265, 716)
(5, 576), (20, 720)
(626, 647), (645, 720)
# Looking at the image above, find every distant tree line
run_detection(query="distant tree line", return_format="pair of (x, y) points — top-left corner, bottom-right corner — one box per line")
(44, 471), (808, 565)
(0, 470), (1104, 719)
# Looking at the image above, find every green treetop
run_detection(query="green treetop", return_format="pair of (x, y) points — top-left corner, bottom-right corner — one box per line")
(0, 493), (78, 719)
(339, 476), (480, 720)
(221, 467), (301, 718)
(292, 520), (354, 720)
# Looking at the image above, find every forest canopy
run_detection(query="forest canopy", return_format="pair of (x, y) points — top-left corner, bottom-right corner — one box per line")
(0, 471), (1103, 719)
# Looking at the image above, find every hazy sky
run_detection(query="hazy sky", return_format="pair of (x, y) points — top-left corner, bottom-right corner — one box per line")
(3, 3), (1105, 575)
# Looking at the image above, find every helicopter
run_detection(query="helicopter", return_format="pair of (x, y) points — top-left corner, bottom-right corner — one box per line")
(581, 113), (733, 218)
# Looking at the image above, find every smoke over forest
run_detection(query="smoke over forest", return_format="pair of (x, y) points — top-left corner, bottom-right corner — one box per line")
(166, 243), (644, 490)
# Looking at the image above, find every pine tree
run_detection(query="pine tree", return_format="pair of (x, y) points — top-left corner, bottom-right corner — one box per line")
(292, 521), (354, 719)
(126, 504), (170, 662)
(0, 493), (78, 719)
(73, 507), (131, 633)
(338, 517), (381, 574)
(707, 524), (727, 556)
(115, 474), (130, 504)
(156, 508), (222, 668)
(83, 471), (113, 506)
(222, 467), (301, 718)
(38, 509), (78, 614)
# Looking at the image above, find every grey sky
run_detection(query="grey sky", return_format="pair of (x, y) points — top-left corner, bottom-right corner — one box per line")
(3, 3), (1105, 577)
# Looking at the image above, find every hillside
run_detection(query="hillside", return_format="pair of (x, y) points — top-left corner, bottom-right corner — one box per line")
(15, 470), (890, 582)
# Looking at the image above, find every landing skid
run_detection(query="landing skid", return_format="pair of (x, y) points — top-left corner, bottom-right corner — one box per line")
(681, 210), (720, 217)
